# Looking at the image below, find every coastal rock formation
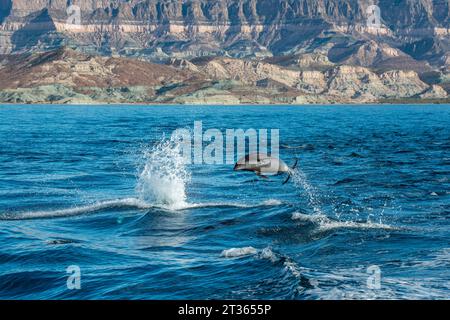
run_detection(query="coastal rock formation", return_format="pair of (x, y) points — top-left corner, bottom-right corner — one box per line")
(1, 47), (448, 104)
(419, 84), (449, 99)
(0, 0), (448, 104)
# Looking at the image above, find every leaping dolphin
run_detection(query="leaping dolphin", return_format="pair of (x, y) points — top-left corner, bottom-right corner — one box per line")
(234, 153), (298, 184)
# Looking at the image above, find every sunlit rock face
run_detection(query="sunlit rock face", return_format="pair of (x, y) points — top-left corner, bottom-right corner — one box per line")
(0, 0), (448, 62)
(0, 1), (448, 104)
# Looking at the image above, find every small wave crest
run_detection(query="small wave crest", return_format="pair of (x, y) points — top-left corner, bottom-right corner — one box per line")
(184, 199), (282, 210)
(291, 212), (397, 231)
(221, 247), (258, 258)
(0, 199), (284, 221)
(221, 247), (280, 260)
(0, 198), (152, 221)
(220, 246), (318, 297)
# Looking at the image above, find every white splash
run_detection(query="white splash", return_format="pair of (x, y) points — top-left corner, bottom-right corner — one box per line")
(259, 247), (279, 263)
(262, 199), (283, 206)
(221, 247), (258, 258)
(136, 134), (191, 210)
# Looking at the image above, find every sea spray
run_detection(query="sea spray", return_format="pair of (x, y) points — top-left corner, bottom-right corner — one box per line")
(291, 168), (324, 216)
(136, 134), (191, 210)
(290, 169), (390, 228)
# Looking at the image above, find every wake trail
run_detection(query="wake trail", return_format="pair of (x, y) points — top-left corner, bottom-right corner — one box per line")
(0, 198), (151, 221)
(291, 168), (324, 215)
(0, 199), (284, 221)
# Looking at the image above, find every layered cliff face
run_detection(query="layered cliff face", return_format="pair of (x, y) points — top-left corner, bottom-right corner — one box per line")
(0, 1), (448, 61)
(0, 0), (449, 104)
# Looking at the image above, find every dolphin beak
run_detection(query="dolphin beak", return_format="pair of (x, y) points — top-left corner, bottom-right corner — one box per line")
(233, 164), (242, 171)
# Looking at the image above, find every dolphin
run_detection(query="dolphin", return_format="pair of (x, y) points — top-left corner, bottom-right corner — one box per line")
(234, 153), (298, 184)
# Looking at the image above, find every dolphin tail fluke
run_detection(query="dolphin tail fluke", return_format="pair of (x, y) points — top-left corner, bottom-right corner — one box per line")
(282, 174), (291, 185)
(283, 159), (298, 185)
(291, 158), (299, 170)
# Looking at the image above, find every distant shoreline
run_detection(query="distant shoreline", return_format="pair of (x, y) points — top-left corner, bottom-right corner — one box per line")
(1, 101), (450, 107)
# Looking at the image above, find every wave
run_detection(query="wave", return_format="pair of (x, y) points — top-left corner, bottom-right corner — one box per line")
(0, 198), (152, 221)
(221, 247), (258, 258)
(291, 212), (398, 231)
(0, 198), (284, 221)
(404, 248), (450, 268)
(220, 247), (282, 261)
(222, 246), (304, 277)
(220, 246), (313, 297)
(185, 199), (283, 210)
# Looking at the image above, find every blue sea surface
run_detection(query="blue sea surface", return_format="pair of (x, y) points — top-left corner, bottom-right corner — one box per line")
(0, 104), (449, 300)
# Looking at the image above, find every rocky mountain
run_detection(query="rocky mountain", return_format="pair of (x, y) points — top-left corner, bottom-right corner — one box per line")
(0, 47), (447, 104)
(0, 0), (449, 104)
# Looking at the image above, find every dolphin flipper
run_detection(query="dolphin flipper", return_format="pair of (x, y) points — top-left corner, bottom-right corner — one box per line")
(256, 172), (271, 180)
(244, 176), (274, 183)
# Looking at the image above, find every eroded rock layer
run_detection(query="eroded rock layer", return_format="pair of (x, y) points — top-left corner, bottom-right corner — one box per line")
(0, 1), (449, 104)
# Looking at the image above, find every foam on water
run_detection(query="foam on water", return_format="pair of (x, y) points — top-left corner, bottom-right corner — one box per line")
(291, 212), (397, 231)
(0, 198), (152, 221)
(259, 247), (278, 262)
(221, 247), (258, 258)
(0, 198), (285, 221)
(262, 199), (283, 206)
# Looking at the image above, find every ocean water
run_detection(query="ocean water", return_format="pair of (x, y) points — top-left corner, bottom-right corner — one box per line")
(0, 104), (449, 300)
